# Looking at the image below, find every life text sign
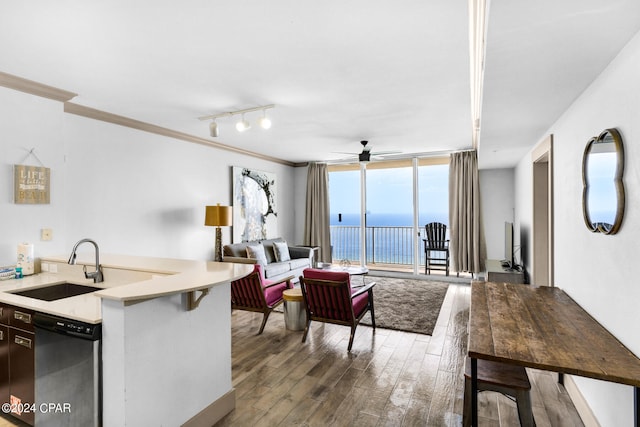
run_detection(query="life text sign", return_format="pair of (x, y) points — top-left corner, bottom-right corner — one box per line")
(14, 165), (50, 204)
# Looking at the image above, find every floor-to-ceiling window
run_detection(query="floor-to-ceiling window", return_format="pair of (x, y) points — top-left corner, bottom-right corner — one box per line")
(365, 160), (414, 267)
(328, 165), (362, 263)
(329, 157), (449, 274)
(417, 158), (450, 273)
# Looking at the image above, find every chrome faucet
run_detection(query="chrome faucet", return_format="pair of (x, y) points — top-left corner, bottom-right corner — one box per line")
(68, 238), (104, 283)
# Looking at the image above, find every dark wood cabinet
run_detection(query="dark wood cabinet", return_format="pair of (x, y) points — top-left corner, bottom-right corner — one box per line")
(0, 304), (35, 426)
(0, 325), (9, 405)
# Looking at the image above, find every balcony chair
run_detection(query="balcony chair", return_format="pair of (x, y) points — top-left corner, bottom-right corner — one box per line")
(230, 264), (294, 335)
(299, 268), (375, 352)
(423, 221), (454, 276)
(463, 358), (535, 427)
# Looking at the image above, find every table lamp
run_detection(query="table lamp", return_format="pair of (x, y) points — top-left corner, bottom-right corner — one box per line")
(205, 204), (233, 262)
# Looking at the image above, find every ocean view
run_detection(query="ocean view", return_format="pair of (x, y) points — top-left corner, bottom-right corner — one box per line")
(330, 212), (450, 264)
(330, 212), (449, 227)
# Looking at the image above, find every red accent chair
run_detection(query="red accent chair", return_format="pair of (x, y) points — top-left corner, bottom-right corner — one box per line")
(231, 264), (294, 334)
(299, 268), (375, 352)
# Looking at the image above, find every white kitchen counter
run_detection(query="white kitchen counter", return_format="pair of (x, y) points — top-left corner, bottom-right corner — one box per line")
(0, 254), (252, 323)
(0, 254), (252, 426)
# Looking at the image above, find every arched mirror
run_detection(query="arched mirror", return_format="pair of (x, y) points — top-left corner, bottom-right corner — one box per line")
(582, 128), (625, 234)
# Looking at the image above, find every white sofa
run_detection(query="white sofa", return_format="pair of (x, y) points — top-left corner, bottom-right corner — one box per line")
(222, 238), (315, 283)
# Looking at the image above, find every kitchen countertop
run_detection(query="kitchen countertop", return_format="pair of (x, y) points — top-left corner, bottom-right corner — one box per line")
(0, 254), (252, 324)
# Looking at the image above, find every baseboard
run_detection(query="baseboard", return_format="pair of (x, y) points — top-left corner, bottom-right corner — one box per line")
(181, 389), (236, 427)
(564, 375), (601, 427)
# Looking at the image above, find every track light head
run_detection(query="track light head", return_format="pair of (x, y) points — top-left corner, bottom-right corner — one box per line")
(209, 120), (218, 137)
(258, 109), (272, 129)
(236, 114), (251, 132)
(258, 116), (272, 130)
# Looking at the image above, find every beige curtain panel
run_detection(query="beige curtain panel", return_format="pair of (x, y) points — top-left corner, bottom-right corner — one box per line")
(304, 162), (332, 263)
(449, 150), (486, 274)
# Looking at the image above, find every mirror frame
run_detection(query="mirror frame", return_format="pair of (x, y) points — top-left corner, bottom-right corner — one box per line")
(582, 128), (625, 235)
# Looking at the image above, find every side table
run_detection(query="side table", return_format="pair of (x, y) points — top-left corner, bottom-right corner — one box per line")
(282, 288), (306, 331)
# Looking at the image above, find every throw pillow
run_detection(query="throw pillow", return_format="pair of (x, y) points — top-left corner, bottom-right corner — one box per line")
(246, 244), (267, 266)
(273, 241), (291, 262)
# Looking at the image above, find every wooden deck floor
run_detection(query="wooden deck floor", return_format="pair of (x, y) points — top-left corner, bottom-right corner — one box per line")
(216, 283), (584, 426)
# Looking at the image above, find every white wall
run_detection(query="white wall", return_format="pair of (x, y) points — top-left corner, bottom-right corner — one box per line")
(0, 85), (300, 266)
(0, 87), (69, 263)
(514, 29), (640, 427)
(479, 168), (515, 261)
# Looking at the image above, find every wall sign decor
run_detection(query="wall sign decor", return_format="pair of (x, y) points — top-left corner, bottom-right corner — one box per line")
(232, 166), (277, 242)
(14, 165), (50, 204)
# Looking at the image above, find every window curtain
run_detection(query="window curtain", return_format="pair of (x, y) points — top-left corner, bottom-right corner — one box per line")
(303, 162), (332, 263)
(449, 150), (486, 274)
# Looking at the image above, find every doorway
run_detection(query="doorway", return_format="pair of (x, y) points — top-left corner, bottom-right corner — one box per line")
(532, 135), (554, 286)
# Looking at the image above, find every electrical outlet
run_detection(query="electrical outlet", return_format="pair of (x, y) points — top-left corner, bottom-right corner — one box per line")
(41, 228), (53, 241)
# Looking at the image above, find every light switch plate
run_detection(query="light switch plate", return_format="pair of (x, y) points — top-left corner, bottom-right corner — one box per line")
(41, 228), (53, 241)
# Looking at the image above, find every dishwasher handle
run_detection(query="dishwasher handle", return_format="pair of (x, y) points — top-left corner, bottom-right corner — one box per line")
(33, 312), (102, 341)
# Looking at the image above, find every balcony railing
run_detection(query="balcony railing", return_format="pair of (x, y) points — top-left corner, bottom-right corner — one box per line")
(330, 225), (439, 266)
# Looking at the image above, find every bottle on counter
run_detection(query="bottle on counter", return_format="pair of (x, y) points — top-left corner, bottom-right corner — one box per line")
(15, 267), (23, 279)
(17, 243), (34, 276)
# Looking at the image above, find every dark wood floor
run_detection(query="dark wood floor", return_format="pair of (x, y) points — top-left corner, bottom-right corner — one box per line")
(216, 283), (585, 427)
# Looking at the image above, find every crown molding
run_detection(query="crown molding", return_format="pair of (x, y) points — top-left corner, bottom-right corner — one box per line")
(64, 102), (296, 167)
(0, 71), (77, 102)
(0, 71), (297, 167)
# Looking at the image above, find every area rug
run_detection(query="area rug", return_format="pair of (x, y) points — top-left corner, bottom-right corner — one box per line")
(358, 276), (450, 335)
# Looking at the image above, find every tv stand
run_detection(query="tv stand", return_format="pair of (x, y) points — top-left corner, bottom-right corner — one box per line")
(486, 259), (525, 284)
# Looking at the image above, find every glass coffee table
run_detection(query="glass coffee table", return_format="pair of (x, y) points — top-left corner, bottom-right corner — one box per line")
(318, 264), (369, 286)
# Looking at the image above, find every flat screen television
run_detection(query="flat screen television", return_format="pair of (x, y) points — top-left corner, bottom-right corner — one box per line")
(503, 221), (514, 269)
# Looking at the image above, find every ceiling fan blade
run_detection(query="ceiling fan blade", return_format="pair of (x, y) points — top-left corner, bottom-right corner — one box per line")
(371, 150), (402, 156)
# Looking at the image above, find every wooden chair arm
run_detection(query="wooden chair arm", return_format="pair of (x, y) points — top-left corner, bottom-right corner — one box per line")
(263, 275), (295, 289)
(351, 282), (375, 298)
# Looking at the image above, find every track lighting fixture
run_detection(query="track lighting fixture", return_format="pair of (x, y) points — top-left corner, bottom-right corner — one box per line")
(198, 104), (275, 137)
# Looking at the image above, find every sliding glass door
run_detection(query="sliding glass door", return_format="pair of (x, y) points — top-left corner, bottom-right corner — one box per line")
(329, 157), (449, 274)
(365, 161), (414, 267)
(417, 159), (450, 272)
(328, 166), (362, 264)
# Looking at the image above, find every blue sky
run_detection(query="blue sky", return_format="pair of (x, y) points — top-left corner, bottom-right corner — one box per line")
(328, 165), (449, 225)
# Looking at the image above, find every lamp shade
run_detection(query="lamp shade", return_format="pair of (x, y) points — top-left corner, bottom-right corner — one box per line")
(205, 205), (232, 227)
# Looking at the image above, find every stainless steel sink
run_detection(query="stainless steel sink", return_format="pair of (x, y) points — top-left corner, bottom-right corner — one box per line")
(11, 283), (101, 301)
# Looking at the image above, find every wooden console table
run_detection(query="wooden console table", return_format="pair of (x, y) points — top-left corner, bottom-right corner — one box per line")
(468, 281), (640, 426)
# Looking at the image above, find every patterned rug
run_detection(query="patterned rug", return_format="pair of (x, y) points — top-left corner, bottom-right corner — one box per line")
(358, 276), (450, 335)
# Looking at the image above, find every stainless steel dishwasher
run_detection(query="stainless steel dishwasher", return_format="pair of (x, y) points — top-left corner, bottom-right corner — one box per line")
(33, 312), (102, 427)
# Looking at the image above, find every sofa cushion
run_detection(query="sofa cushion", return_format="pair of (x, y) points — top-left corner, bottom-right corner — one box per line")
(246, 244), (267, 266)
(224, 242), (250, 258)
(273, 241), (291, 262)
(289, 258), (309, 270)
(259, 238), (284, 264)
(264, 261), (290, 279)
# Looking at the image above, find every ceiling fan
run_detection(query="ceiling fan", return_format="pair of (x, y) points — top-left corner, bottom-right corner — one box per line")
(335, 140), (401, 162)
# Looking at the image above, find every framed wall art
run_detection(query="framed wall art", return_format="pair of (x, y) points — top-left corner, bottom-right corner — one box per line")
(232, 166), (278, 242)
